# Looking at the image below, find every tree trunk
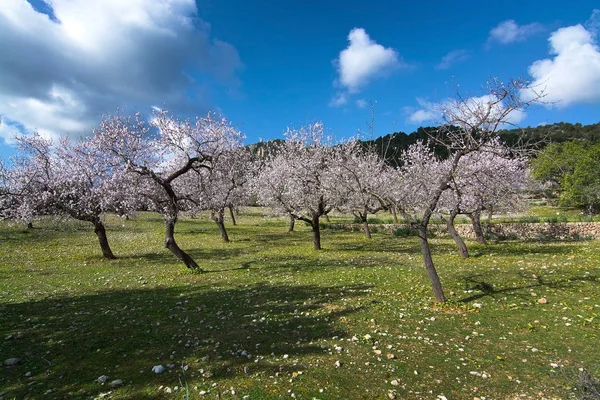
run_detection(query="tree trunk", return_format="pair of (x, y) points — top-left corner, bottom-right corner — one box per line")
(361, 212), (371, 239)
(445, 211), (468, 258)
(92, 218), (116, 260)
(468, 212), (487, 244)
(213, 210), (230, 242)
(323, 213), (330, 222)
(27, 221), (33, 229)
(164, 218), (202, 271)
(311, 215), (321, 250)
(228, 205), (237, 226)
(391, 207), (398, 224)
(417, 226), (446, 303)
(288, 214), (295, 232)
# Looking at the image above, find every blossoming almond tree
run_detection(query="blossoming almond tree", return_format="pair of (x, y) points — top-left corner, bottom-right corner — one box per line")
(0, 133), (55, 227)
(438, 142), (529, 256)
(1, 133), (137, 259)
(391, 78), (543, 302)
(332, 140), (392, 238)
(176, 147), (256, 242)
(254, 122), (344, 250)
(91, 110), (243, 270)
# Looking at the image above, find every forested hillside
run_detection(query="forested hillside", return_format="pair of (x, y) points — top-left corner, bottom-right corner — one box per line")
(249, 122), (600, 165)
(363, 121), (600, 165)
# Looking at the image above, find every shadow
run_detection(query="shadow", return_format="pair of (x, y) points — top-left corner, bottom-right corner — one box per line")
(0, 283), (371, 399)
(468, 241), (584, 258)
(458, 272), (598, 303)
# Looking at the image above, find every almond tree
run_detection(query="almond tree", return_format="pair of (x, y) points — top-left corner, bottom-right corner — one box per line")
(333, 140), (392, 238)
(254, 122), (343, 250)
(438, 142), (529, 256)
(0, 133), (54, 226)
(91, 110), (243, 270)
(390, 78), (542, 302)
(177, 147), (256, 242)
(1, 133), (136, 258)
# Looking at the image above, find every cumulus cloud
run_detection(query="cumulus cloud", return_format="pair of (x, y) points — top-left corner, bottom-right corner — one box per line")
(406, 98), (438, 124)
(355, 99), (368, 109)
(435, 49), (469, 70)
(330, 28), (404, 107)
(488, 19), (543, 44)
(406, 95), (526, 127)
(329, 92), (349, 107)
(0, 0), (243, 143)
(522, 21), (600, 107)
(337, 28), (402, 91)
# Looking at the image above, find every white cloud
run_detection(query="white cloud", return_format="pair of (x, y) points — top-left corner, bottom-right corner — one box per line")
(488, 20), (543, 44)
(355, 99), (368, 109)
(522, 22), (600, 107)
(0, 0), (243, 142)
(435, 49), (469, 70)
(329, 92), (348, 107)
(406, 98), (438, 124)
(406, 95), (526, 127)
(335, 28), (403, 92)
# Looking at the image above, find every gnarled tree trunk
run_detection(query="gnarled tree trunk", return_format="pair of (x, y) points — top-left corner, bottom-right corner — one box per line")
(391, 207), (398, 224)
(417, 225), (446, 303)
(92, 217), (116, 259)
(360, 212), (371, 239)
(467, 211), (486, 244)
(288, 214), (295, 232)
(228, 205), (237, 226)
(164, 217), (202, 271)
(212, 209), (230, 242)
(323, 213), (330, 223)
(311, 215), (321, 250)
(444, 210), (468, 258)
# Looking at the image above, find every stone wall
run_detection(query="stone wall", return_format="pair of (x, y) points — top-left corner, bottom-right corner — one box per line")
(329, 222), (600, 240)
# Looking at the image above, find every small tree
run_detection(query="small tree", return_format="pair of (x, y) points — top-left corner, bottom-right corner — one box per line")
(1, 133), (54, 226)
(254, 122), (343, 250)
(178, 147), (256, 242)
(1, 133), (135, 259)
(333, 140), (393, 238)
(92, 110), (243, 270)
(391, 78), (542, 302)
(438, 143), (529, 255)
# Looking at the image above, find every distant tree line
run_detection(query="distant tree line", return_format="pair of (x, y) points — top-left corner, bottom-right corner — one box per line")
(251, 122), (600, 166)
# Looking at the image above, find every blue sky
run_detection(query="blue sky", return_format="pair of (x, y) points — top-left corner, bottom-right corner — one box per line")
(0, 1), (599, 158)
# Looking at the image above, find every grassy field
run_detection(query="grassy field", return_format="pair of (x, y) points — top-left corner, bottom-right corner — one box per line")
(0, 209), (599, 399)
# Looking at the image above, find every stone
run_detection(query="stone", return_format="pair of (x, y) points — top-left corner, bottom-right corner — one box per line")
(95, 375), (109, 383)
(152, 365), (165, 374)
(4, 358), (20, 366)
(538, 297), (548, 304)
(108, 379), (124, 388)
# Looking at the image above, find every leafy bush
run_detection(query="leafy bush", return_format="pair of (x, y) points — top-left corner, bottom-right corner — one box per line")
(545, 215), (568, 223)
(518, 216), (541, 223)
(392, 227), (417, 237)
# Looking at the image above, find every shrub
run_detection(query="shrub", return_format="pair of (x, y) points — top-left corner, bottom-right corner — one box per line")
(392, 227), (417, 237)
(518, 216), (540, 223)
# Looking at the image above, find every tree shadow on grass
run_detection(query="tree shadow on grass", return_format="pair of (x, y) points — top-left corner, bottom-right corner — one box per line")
(0, 283), (371, 399)
(457, 271), (598, 303)
(468, 243), (583, 258)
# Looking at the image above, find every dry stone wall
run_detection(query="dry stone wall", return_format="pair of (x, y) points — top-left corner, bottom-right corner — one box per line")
(329, 222), (600, 240)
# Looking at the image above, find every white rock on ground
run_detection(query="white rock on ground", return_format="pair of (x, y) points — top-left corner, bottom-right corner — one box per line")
(4, 358), (20, 366)
(152, 365), (165, 374)
(95, 375), (109, 383)
(108, 379), (124, 388)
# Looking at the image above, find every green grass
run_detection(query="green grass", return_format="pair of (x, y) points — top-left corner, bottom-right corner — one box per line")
(1, 209), (599, 399)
